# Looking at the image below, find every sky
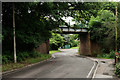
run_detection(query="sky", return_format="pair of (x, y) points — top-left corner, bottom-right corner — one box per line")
(62, 17), (76, 26)
(110, 0), (120, 2)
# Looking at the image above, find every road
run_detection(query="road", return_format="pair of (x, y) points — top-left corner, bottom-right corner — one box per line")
(3, 49), (95, 79)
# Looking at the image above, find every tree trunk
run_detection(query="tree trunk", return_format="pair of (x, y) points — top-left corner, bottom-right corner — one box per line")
(115, 3), (118, 52)
(13, 3), (17, 63)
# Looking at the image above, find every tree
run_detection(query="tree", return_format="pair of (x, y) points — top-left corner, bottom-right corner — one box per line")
(89, 10), (116, 52)
(3, 2), (118, 63)
(115, 3), (118, 52)
(2, 2), (100, 52)
(49, 33), (64, 50)
(61, 34), (79, 47)
(13, 3), (17, 63)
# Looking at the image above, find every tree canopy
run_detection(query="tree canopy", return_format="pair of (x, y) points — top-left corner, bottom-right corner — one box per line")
(2, 2), (120, 63)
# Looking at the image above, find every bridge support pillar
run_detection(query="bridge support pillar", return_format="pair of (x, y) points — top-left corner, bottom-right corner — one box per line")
(35, 40), (49, 54)
(79, 32), (91, 56)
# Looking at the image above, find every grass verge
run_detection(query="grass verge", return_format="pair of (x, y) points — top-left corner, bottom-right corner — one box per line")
(70, 46), (79, 49)
(2, 54), (51, 72)
(49, 50), (61, 55)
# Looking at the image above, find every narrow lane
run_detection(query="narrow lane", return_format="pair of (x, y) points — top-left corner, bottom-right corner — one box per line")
(3, 49), (94, 78)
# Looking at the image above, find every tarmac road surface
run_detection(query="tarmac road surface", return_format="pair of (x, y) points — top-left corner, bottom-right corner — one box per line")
(3, 49), (95, 79)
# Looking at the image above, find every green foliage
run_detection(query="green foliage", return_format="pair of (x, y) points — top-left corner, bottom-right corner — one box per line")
(2, 51), (14, 64)
(2, 2), (120, 63)
(49, 50), (61, 55)
(63, 34), (80, 47)
(2, 56), (9, 64)
(70, 46), (79, 49)
(66, 34), (79, 47)
(17, 52), (29, 62)
(2, 2), (69, 63)
(115, 62), (120, 77)
(89, 16), (101, 27)
(89, 10), (117, 53)
(50, 34), (79, 50)
(89, 3), (120, 52)
(2, 3), (53, 53)
(2, 51), (49, 64)
(50, 33), (64, 50)
(97, 50), (115, 59)
(2, 54), (51, 71)
(89, 10), (115, 27)
(70, 40), (79, 47)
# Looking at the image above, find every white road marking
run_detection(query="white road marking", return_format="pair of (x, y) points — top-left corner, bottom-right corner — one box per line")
(52, 54), (56, 59)
(92, 60), (99, 79)
(86, 61), (96, 78)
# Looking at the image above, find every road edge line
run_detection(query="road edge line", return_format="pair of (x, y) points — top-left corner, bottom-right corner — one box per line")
(92, 60), (99, 79)
(87, 61), (96, 78)
(75, 54), (99, 79)
(86, 57), (99, 79)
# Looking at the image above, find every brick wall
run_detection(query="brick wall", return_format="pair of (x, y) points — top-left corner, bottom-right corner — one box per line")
(35, 40), (49, 54)
(91, 40), (100, 55)
(80, 32), (91, 56)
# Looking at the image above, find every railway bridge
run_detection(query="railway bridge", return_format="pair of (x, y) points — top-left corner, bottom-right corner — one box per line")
(53, 26), (91, 56)
(36, 26), (99, 56)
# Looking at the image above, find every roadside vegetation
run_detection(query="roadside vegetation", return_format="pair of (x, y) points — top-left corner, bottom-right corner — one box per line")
(2, 52), (51, 72)
(49, 50), (61, 55)
(115, 62), (120, 77)
(49, 33), (79, 55)
(70, 46), (79, 49)
(88, 4), (120, 59)
(49, 33), (65, 50)
(2, 2), (120, 76)
(87, 3), (120, 75)
(96, 51), (115, 59)
(49, 33), (79, 50)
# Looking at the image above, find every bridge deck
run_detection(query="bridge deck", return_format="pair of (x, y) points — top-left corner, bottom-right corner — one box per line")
(53, 27), (88, 34)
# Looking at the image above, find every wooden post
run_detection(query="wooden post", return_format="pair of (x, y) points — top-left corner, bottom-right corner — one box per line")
(13, 3), (17, 63)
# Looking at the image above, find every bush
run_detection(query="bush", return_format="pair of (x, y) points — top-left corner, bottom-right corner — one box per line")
(2, 55), (14, 64)
(70, 40), (79, 47)
(17, 51), (43, 62)
(62, 34), (79, 48)
(2, 51), (14, 64)
(17, 52), (29, 62)
(2, 55), (9, 64)
(97, 50), (115, 59)
(115, 63), (120, 77)
(109, 50), (115, 58)
(29, 51), (40, 58)
(2, 53), (51, 71)
(89, 10), (117, 53)
(50, 33), (64, 50)
(3, 51), (50, 63)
